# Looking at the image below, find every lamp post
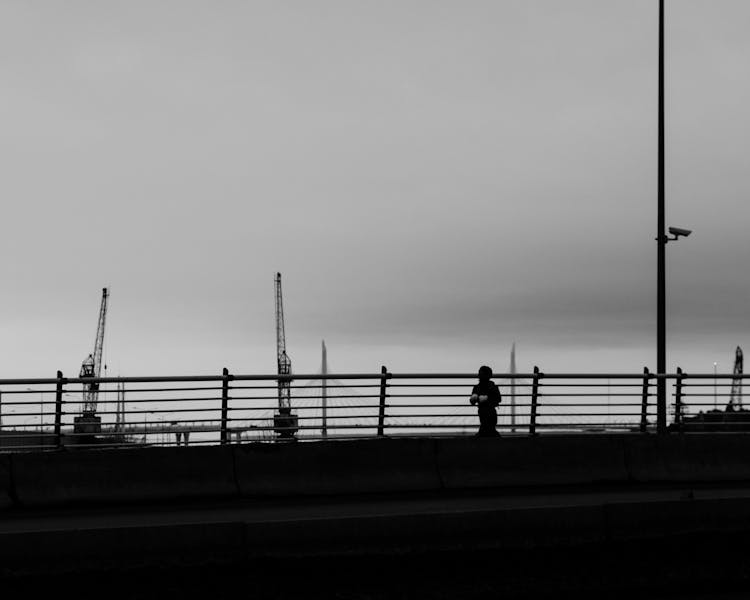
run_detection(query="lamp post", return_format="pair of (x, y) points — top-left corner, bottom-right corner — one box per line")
(656, 0), (666, 434)
(656, 0), (692, 433)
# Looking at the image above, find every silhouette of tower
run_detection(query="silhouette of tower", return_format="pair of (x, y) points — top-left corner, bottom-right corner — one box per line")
(509, 343), (517, 433)
(321, 340), (328, 438)
(728, 346), (744, 411)
(114, 381), (126, 442)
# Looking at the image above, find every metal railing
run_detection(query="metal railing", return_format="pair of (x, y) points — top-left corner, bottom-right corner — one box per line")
(0, 368), (747, 451)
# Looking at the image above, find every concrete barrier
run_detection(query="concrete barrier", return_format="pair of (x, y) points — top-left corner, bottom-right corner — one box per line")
(11, 445), (238, 507)
(0, 455), (12, 509)
(7, 434), (750, 510)
(234, 438), (441, 497)
(624, 434), (750, 483)
(435, 435), (629, 489)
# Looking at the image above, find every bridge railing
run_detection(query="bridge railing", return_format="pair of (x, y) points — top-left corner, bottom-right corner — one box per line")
(0, 369), (746, 451)
(669, 369), (750, 431)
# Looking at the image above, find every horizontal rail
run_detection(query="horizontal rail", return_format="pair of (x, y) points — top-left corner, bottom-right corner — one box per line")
(4, 371), (750, 387)
(0, 368), (744, 452)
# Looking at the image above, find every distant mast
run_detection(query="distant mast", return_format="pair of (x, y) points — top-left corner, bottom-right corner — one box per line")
(509, 343), (517, 433)
(114, 381), (126, 443)
(321, 340), (328, 438)
(728, 346), (744, 411)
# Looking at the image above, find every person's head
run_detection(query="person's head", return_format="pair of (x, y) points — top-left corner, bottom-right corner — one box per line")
(478, 365), (492, 382)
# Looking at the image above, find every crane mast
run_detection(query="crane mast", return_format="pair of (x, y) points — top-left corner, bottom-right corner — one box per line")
(727, 346), (744, 412)
(275, 273), (292, 409)
(273, 273), (297, 438)
(75, 287), (108, 436)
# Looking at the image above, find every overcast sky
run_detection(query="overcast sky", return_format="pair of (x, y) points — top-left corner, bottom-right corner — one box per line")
(2, 1), (750, 378)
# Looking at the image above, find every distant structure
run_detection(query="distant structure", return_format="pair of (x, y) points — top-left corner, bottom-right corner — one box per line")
(273, 273), (298, 439)
(727, 346), (744, 412)
(114, 381), (126, 442)
(321, 340), (328, 438)
(75, 288), (109, 435)
(678, 345), (748, 432)
(509, 343), (517, 433)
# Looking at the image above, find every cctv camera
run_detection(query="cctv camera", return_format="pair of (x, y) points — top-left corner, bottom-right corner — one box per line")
(668, 227), (692, 237)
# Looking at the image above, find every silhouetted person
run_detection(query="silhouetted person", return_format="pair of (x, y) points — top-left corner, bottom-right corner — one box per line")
(470, 365), (501, 437)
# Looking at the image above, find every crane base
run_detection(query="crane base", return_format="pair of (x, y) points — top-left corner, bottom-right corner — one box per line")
(273, 411), (298, 439)
(74, 414), (102, 435)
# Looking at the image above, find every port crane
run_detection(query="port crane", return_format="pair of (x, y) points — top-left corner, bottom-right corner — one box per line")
(74, 287), (109, 435)
(273, 273), (298, 438)
(727, 346), (743, 412)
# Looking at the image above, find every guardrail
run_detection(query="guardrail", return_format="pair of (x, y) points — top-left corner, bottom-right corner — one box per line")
(0, 369), (746, 451)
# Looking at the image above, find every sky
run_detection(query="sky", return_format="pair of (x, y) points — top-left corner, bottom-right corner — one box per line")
(2, 0), (750, 379)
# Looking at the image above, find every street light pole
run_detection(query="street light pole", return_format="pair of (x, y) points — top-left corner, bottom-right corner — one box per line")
(656, 0), (667, 434)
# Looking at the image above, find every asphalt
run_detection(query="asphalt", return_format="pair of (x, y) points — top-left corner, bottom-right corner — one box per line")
(2, 480), (750, 534)
(4, 482), (750, 598)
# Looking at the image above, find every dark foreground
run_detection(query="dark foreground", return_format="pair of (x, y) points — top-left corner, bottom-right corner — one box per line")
(3, 532), (750, 600)
(5, 435), (750, 597)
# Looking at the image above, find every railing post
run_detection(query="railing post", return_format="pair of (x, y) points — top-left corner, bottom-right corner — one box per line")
(377, 366), (388, 437)
(530, 366), (541, 436)
(220, 367), (230, 445)
(640, 367), (650, 433)
(55, 370), (64, 448)
(674, 367), (684, 432)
